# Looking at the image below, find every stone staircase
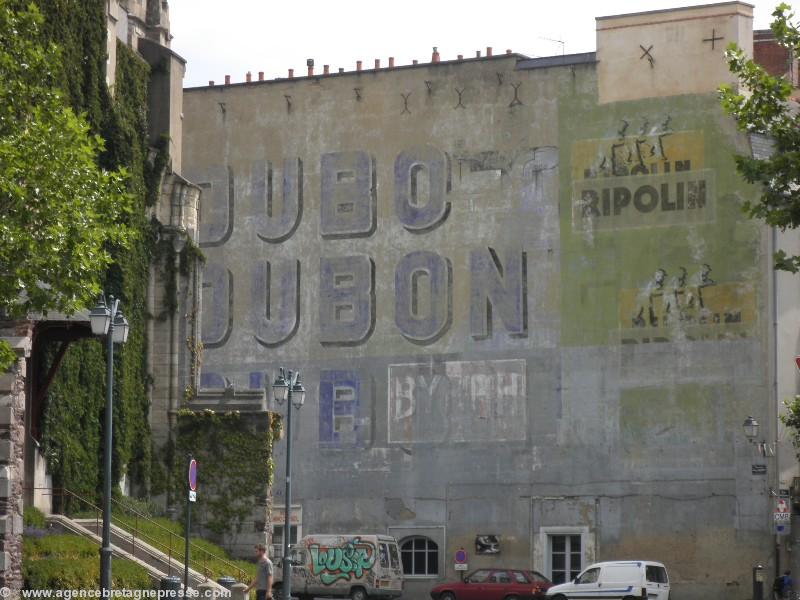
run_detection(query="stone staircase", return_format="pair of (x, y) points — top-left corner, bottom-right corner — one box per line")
(48, 513), (238, 594)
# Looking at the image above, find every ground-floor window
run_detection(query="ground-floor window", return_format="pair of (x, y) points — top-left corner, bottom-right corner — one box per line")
(549, 533), (582, 585)
(271, 505), (302, 557)
(400, 536), (439, 576)
(273, 524), (298, 556)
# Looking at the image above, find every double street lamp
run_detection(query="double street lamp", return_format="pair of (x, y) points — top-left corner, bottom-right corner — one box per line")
(89, 294), (129, 593)
(271, 368), (305, 600)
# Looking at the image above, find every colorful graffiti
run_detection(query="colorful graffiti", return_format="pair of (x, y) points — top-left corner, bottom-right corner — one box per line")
(309, 537), (377, 585)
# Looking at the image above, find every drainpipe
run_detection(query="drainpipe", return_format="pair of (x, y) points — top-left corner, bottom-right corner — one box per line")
(772, 225), (780, 579)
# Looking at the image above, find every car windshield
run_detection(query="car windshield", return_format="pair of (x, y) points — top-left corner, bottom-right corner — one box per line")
(513, 571), (529, 583)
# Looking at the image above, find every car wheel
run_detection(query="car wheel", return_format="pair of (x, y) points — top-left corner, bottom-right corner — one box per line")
(504, 596), (520, 600)
(351, 587), (368, 600)
(551, 595), (567, 600)
(440, 593), (456, 600)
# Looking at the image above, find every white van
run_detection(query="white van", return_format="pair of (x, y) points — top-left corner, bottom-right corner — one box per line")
(273, 534), (404, 600)
(545, 561), (670, 600)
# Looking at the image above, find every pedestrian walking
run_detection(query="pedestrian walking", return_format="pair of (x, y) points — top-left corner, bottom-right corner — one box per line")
(774, 570), (793, 600)
(246, 544), (274, 600)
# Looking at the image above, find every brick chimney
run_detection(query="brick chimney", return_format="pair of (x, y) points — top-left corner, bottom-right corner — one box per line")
(224, 74), (231, 85)
(246, 71), (252, 82)
(486, 47), (492, 57)
(389, 57), (395, 68)
(258, 71), (264, 81)
(432, 47), (440, 63)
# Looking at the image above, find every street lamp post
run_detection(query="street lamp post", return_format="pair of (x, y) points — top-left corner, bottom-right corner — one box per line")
(89, 294), (129, 593)
(742, 416), (780, 581)
(272, 368), (305, 600)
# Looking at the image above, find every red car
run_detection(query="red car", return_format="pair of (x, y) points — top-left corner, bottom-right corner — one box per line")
(430, 568), (553, 600)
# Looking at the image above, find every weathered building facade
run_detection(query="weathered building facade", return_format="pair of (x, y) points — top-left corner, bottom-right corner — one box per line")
(180, 3), (800, 599)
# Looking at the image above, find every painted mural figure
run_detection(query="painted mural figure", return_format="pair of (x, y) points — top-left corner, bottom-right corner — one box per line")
(632, 268), (667, 327)
(632, 264), (720, 329)
(688, 263), (715, 310)
(593, 116), (674, 178)
(663, 266), (688, 320)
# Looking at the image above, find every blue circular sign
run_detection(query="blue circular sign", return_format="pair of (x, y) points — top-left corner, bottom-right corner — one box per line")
(188, 459), (197, 491)
(454, 549), (467, 564)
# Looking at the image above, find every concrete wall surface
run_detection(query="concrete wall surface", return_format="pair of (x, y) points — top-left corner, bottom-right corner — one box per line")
(180, 4), (778, 598)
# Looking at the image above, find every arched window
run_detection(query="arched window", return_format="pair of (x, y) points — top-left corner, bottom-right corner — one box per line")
(400, 536), (438, 576)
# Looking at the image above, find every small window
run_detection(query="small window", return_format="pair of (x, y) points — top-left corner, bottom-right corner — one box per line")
(513, 571), (528, 584)
(489, 571), (511, 583)
(467, 570), (491, 583)
(379, 543), (389, 568)
(273, 524), (298, 557)
(400, 536), (439, 576)
(577, 568), (600, 584)
(647, 566), (668, 584)
(388, 544), (401, 570)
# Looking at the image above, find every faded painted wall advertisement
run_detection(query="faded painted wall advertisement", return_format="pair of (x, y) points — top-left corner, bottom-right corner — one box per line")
(618, 263), (756, 343)
(388, 360), (526, 444)
(571, 129), (715, 231)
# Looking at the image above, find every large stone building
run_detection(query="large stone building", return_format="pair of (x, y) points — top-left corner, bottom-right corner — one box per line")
(179, 2), (800, 599)
(4, 0), (798, 598)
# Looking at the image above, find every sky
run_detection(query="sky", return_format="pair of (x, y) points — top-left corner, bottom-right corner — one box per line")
(168, 0), (780, 88)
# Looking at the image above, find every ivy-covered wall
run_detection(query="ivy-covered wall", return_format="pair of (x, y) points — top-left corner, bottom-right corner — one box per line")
(36, 1), (156, 502)
(169, 410), (280, 546)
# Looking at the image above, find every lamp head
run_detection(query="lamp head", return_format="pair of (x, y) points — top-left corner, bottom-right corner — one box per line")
(112, 310), (129, 344)
(272, 368), (289, 404)
(743, 416), (759, 442)
(89, 297), (111, 336)
(291, 374), (305, 409)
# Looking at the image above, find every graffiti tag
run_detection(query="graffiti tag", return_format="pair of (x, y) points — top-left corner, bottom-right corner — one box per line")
(309, 537), (376, 585)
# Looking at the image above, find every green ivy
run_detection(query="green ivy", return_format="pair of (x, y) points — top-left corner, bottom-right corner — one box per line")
(23, 534), (151, 590)
(169, 410), (279, 539)
(35, 2), (154, 505)
(0, 340), (15, 371)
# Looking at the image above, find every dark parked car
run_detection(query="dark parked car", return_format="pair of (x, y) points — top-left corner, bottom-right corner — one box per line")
(430, 568), (553, 600)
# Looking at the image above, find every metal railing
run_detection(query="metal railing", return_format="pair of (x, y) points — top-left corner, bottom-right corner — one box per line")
(26, 487), (248, 583)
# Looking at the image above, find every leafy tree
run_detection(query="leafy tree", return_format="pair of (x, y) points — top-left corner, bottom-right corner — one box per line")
(0, 1), (133, 368)
(719, 2), (800, 272)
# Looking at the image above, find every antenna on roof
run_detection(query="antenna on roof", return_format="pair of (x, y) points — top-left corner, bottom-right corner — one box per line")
(540, 36), (565, 56)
